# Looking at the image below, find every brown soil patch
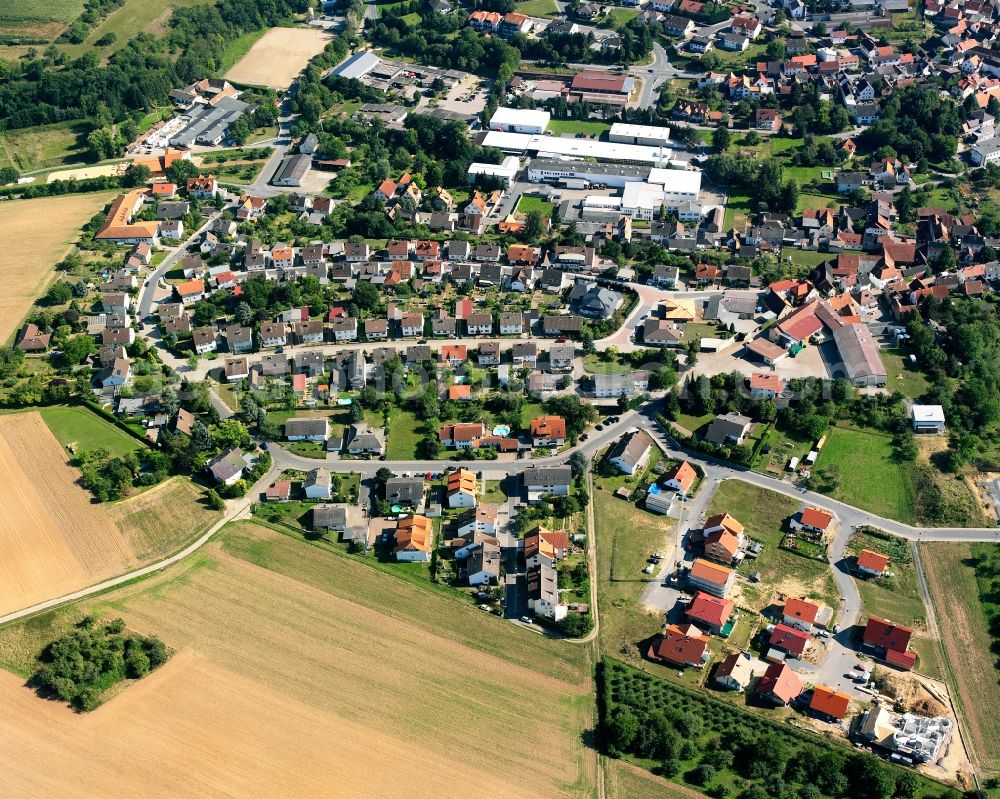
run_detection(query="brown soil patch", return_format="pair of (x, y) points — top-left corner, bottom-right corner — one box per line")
(224, 27), (332, 89)
(0, 192), (116, 344)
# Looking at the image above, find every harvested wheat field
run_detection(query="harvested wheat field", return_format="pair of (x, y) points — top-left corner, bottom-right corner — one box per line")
(0, 524), (596, 798)
(224, 27), (331, 89)
(0, 412), (222, 617)
(0, 192), (117, 344)
(920, 542), (1000, 772)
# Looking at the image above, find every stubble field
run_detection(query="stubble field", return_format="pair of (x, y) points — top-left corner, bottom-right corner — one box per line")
(0, 522), (596, 797)
(919, 542), (1000, 773)
(224, 27), (332, 89)
(0, 192), (116, 345)
(0, 412), (221, 618)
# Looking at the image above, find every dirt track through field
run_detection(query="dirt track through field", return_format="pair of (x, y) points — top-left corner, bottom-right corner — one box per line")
(224, 27), (331, 89)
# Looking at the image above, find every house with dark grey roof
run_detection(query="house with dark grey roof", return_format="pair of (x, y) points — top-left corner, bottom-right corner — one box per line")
(705, 413), (752, 446)
(522, 465), (572, 503)
(385, 476), (425, 507)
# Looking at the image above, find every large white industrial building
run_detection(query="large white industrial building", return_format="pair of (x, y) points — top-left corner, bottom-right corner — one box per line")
(467, 155), (521, 186)
(489, 107), (551, 134)
(482, 131), (672, 166)
(609, 122), (672, 147)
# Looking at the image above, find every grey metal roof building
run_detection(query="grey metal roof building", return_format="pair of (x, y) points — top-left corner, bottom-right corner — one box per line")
(272, 154), (312, 187)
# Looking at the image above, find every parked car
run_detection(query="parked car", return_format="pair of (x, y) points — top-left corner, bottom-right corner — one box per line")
(520, 616), (534, 624)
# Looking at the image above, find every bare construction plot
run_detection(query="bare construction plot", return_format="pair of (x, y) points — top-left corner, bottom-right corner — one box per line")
(224, 27), (331, 89)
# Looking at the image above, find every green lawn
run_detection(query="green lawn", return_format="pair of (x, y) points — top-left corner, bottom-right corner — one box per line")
(546, 119), (611, 137)
(723, 191), (753, 230)
(882, 347), (929, 400)
(516, 194), (554, 217)
(815, 426), (915, 524)
(707, 480), (838, 611)
(481, 479), (509, 504)
(0, 120), (89, 173)
(519, 401), (544, 431)
(38, 405), (145, 458)
(784, 249), (833, 270)
(601, 7), (639, 28)
(515, 0), (559, 14)
(583, 354), (632, 374)
(386, 407), (425, 460)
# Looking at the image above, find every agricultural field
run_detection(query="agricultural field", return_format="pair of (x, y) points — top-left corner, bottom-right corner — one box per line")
(0, 0), (84, 44)
(920, 542), (1000, 773)
(0, 523), (596, 797)
(814, 426), (916, 524)
(516, 0), (559, 14)
(0, 412), (221, 618)
(0, 191), (117, 345)
(225, 27), (332, 90)
(606, 759), (709, 799)
(707, 480), (839, 610)
(0, 120), (90, 173)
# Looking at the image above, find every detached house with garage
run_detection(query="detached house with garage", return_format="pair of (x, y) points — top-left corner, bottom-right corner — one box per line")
(862, 615), (916, 670)
(530, 415), (567, 447)
(607, 430), (653, 475)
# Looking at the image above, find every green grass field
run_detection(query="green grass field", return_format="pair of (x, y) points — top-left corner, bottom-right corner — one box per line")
(920, 542), (1000, 771)
(38, 405), (145, 458)
(0, 121), (89, 173)
(707, 480), (838, 611)
(59, 0), (215, 58)
(516, 0), (559, 15)
(386, 408), (425, 460)
(815, 426), (915, 524)
(516, 194), (554, 217)
(601, 7), (639, 28)
(882, 347), (929, 400)
(723, 191), (753, 230)
(546, 119), (611, 137)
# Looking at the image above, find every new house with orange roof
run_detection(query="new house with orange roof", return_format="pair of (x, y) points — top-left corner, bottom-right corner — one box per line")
(530, 415), (567, 447)
(856, 548), (890, 577)
(394, 515), (434, 562)
(446, 469), (478, 509)
(809, 685), (851, 720)
(685, 592), (735, 635)
(94, 191), (161, 244)
(647, 623), (709, 668)
(790, 506), (834, 537)
(783, 597), (821, 633)
(687, 558), (736, 598)
(663, 460), (697, 495)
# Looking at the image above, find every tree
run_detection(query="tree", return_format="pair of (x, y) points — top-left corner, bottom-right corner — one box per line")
(569, 451), (589, 476)
(607, 706), (639, 753)
(205, 489), (226, 511)
(43, 281), (73, 306)
(166, 159), (199, 184)
(354, 281), (380, 311)
(0, 166), (19, 186)
(712, 126), (731, 153)
(525, 210), (544, 239)
(121, 164), (151, 188)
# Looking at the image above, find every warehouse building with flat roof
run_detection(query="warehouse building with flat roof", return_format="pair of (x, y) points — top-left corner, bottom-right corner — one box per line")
(489, 106), (551, 134)
(609, 122), (672, 146)
(482, 131), (671, 166)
